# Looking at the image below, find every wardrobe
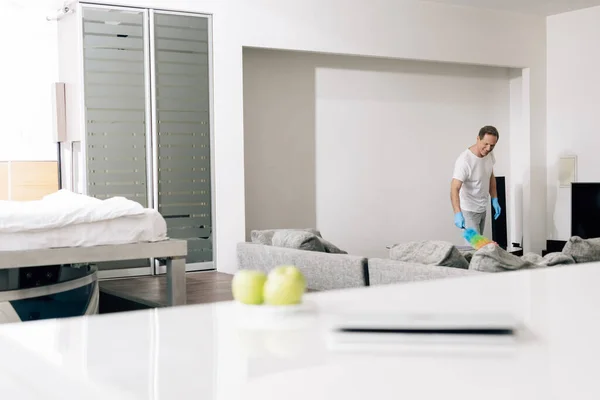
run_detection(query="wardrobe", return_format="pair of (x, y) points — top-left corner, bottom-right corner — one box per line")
(57, 3), (214, 276)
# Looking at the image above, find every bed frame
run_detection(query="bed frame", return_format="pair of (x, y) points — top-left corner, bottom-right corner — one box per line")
(0, 239), (188, 306)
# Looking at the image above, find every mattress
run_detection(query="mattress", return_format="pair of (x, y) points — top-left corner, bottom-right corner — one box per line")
(0, 189), (147, 233)
(0, 209), (168, 252)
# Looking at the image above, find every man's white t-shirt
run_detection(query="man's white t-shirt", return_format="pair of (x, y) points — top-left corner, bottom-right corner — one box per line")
(452, 149), (495, 214)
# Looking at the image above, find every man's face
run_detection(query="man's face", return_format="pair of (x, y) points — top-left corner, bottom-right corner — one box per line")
(477, 133), (498, 157)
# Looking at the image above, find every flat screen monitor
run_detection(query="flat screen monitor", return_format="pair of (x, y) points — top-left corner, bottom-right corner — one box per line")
(571, 182), (600, 239)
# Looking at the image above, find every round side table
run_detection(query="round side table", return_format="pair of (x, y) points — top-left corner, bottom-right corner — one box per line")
(0, 264), (98, 324)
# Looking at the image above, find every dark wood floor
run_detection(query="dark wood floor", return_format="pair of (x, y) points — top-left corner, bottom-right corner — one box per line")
(99, 271), (234, 310)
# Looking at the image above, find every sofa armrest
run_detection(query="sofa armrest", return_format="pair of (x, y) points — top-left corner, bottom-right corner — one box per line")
(236, 242), (368, 290)
(368, 258), (481, 286)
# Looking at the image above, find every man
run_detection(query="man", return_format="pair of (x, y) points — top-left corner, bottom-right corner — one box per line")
(450, 125), (501, 236)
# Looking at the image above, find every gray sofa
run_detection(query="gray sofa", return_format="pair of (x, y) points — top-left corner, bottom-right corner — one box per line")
(237, 229), (600, 292)
(236, 242), (479, 291)
(236, 229), (481, 291)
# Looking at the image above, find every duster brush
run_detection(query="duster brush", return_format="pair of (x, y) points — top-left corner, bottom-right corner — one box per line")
(462, 228), (495, 250)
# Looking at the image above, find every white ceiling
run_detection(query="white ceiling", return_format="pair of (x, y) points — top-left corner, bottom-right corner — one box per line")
(422, 0), (600, 16)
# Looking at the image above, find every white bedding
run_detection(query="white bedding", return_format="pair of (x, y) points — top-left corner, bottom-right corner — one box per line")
(0, 209), (167, 252)
(0, 190), (168, 252)
(0, 190), (146, 233)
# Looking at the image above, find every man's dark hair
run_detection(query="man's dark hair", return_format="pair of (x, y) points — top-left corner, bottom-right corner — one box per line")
(478, 125), (499, 140)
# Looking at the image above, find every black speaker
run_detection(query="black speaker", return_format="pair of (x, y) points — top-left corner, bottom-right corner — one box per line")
(491, 176), (508, 249)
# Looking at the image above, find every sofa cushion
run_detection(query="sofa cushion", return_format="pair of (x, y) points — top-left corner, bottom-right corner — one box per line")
(389, 241), (469, 269)
(521, 252), (576, 266)
(250, 228), (322, 246)
(368, 258), (479, 285)
(236, 242), (367, 290)
(271, 230), (325, 252)
(562, 236), (600, 263)
(469, 244), (535, 272)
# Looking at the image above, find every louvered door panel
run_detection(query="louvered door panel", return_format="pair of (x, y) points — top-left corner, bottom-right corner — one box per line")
(153, 12), (212, 263)
(82, 7), (149, 205)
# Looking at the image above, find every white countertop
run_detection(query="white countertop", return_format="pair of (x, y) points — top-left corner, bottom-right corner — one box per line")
(0, 263), (599, 399)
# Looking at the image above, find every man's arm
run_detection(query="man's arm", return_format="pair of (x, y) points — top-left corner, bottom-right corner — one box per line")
(489, 172), (497, 198)
(450, 179), (463, 213)
(489, 172), (501, 219)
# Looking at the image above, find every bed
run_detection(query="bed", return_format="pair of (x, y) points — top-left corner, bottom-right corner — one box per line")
(0, 190), (187, 306)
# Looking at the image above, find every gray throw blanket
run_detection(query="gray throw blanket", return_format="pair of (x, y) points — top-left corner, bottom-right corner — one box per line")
(272, 230), (326, 252)
(389, 240), (469, 269)
(562, 236), (600, 263)
(256, 229), (348, 254)
(251, 228), (322, 246)
(469, 245), (575, 272)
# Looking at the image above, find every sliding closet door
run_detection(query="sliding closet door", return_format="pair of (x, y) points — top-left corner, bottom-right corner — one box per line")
(82, 6), (152, 275)
(151, 11), (213, 267)
(82, 6), (150, 204)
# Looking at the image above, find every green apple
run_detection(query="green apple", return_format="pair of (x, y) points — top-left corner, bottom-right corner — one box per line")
(263, 265), (306, 306)
(231, 269), (267, 305)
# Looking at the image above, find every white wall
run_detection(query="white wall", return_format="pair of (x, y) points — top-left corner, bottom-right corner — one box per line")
(316, 58), (512, 256)
(63, 0), (546, 272)
(547, 6), (600, 240)
(0, 1), (59, 161)
(244, 48), (513, 257)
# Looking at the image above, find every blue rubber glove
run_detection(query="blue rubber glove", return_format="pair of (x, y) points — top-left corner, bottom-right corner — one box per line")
(492, 198), (501, 220)
(454, 212), (465, 229)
